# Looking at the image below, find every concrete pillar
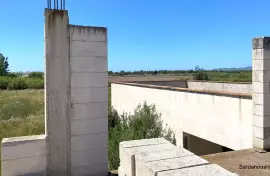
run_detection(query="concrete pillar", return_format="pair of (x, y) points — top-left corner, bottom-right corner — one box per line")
(252, 37), (270, 151)
(44, 9), (71, 175)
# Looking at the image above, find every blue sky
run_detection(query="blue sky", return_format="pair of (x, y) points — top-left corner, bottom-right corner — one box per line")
(1, 0), (270, 72)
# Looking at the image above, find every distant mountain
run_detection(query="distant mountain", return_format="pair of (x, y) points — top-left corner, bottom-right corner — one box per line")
(212, 66), (252, 71)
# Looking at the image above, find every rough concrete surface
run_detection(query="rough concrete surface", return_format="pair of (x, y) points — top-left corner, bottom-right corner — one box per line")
(201, 149), (270, 176)
(158, 164), (238, 176)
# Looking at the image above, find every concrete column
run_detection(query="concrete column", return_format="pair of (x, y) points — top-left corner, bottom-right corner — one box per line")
(252, 37), (270, 151)
(44, 9), (71, 175)
(69, 25), (108, 176)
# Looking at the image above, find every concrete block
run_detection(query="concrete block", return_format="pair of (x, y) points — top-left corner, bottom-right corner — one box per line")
(252, 82), (270, 94)
(135, 148), (194, 176)
(158, 164), (238, 176)
(252, 37), (270, 50)
(252, 59), (270, 71)
(252, 49), (264, 60)
(71, 133), (108, 151)
(70, 40), (107, 57)
(121, 143), (176, 176)
(71, 148), (107, 167)
(69, 25), (107, 42)
(252, 93), (270, 106)
(72, 102), (108, 119)
(138, 155), (208, 176)
(71, 72), (108, 88)
(71, 117), (108, 136)
(118, 166), (125, 176)
(71, 57), (107, 73)
(253, 126), (270, 139)
(253, 104), (270, 116)
(252, 136), (270, 150)
(119, 138), (171, 166)
(72, 162), (108, 176)
(1, 135), (46, 160)
(71, 87), (108, 103)
(120, 138), (171, 149)
(253, 115), (270, 127)
(135, 147), (193, 163)
(252, 70), (270, 82)
(2, 156), (46, 176)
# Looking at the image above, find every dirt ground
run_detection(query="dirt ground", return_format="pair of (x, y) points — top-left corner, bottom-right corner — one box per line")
(109, 75), (190, 82)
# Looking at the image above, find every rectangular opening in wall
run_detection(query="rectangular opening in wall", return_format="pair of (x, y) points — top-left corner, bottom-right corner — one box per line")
(183, 132), (233, 156)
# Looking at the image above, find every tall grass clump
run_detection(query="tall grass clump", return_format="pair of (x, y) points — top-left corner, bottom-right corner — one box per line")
(0, 76), (10, 89)
(28, 72), (44, 79)
(7, 77), (27, 90)
(25, 78), (44, 89)
(108, 102), (176, 170)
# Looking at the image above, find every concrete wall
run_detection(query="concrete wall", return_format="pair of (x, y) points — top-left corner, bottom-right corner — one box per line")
(1, 135), (46, 176)
(187, 81), (252, 94)
(69, 25), (108, 176)
(130, 80), (187, 88)
(115, 80), (251, 94)
(1, 10), (108, 176)
(111, 83), (252, 151)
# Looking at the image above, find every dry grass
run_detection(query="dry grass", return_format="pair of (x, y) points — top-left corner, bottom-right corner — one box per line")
(0, 90), (45, 174)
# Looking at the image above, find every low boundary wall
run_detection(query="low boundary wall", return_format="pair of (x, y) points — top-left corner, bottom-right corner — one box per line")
(187, 80), (252, 94)
(1, 135), (47, 176)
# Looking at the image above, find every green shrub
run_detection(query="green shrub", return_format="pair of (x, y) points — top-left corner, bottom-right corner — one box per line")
(0, 77), (44, 90)
(193, 71), (210, 80)
(0, 77), (10, 89)
(108, 102), (176, 170)
(7, 78), (27, 90)
(25, 78), (44, 89)
(28, 72), (44, 79)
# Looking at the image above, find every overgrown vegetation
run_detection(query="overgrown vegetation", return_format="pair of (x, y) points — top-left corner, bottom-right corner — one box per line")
(0, 90), (45, 173)
(0, 53), (9, 76)
(192, 66), (211, 81)
(108, 102), (176, 170)
(0, 77), (44, 90)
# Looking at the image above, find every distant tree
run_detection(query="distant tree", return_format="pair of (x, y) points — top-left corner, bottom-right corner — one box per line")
(28, 72), (44, 79)
(153, 70), (158, 75)
(119, 70), (125, 76)
(0, 53), (9, 76)
(108, 71), (113, 75)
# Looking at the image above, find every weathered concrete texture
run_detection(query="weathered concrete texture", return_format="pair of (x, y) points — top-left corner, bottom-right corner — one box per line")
(119, 138), (237, 176)
(139, 155), (209, 176)
(252, 36), (270, 150)
(69, 24), (108, 175)
(1, 135), (47, 176)
(187, 81), (251, 94)
(252, 37), (270, 50)
(119, 138), (173, 176)
(112, 83), (252, 151)
(135, 148), (194, 176)
(44, 9), (71, 176)
(158, 164), (238, 176)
